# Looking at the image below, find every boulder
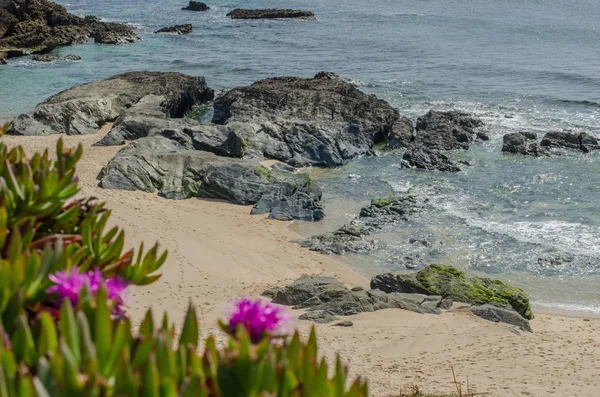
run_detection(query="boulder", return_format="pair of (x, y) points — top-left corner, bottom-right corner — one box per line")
(370, 264), (533, 319)
(32, 53), (80, 62)
(359, 194), (424, 228)
(97, 135), (324, 221)
(501, 132), (549, 156)
(540, 131), (599, 152)
(226, 9), (316, 20)
(296, 223), (377, 255)
(401, 148), (461, 172)
(413, 111), (484, 150)
(0, 0), (139, 59)
(211, 71), (400, 166)
(266, 276), (444, 324)
(8, 71), (214, 136)
(471, 304), (532, 332)
(182, 1), (210, 11)
(154, 24), (192, 34)
(388, 116), (415, 149)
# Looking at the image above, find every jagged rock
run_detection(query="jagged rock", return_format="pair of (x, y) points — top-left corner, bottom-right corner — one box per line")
(8, 71), (213, 136)
(271, 276), (347, 306)
(414, 111), (484, 150)
(97, 135), (324, 221)
(155, 24), (192, 34)
(388, 116), (415, 149)
(519, 131), (537, 140)
(32, 53), (80, 61)
(211, 71), (400, 166)
(226, 9), (316, 20)
(401, 148), (461, 172)
(296, 224), (376, 254)
(471, 304), (532, 332)
(359, 194), (424, 229)
(476, 132), (490, 141)
(182, 1), (210, 11)
(0, 0), (139, 59)
(298, 310), (338, 324)
(370, 264), (533, 319)
(437, 297), (453, 310)
(540, 131), (599, 152)
(501, 132), (548, 156)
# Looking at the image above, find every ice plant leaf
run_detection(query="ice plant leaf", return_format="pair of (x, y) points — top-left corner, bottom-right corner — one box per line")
(179, 302), (199, 349)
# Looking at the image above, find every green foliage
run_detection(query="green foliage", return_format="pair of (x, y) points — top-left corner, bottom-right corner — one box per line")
(0, 133), (370, 396)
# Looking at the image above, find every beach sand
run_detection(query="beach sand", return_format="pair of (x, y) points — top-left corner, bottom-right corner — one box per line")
(2, 132), (600, 397)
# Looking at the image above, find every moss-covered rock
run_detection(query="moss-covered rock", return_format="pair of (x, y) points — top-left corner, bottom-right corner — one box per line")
(370, 264), (533, 319)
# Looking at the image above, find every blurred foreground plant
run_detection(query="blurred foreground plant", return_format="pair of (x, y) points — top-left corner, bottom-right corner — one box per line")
(0, 127), (369, 396)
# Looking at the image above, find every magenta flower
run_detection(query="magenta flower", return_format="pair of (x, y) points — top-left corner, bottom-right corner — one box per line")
(227, 298), (291, 343)
(46, 267), (129, 316)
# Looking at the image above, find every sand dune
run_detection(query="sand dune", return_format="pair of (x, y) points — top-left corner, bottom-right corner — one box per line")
(3, 132), (600, 397)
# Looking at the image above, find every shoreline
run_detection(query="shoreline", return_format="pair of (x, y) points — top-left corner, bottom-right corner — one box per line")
(2, 131), (600, 396)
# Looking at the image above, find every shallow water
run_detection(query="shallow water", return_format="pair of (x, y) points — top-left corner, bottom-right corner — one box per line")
(1, 0), (599, 314)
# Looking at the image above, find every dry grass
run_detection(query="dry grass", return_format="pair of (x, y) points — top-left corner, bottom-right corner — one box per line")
(393, 367), (488, 397)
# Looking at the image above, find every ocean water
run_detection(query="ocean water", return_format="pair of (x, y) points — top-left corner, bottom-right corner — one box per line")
(1, 0), (599, 314)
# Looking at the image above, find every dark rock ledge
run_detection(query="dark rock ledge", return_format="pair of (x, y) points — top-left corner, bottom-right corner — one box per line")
(264, 264), (533, 331)
(226, 9), (316, 20)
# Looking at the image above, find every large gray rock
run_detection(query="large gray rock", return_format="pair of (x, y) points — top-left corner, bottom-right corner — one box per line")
(296, 223), (376, 255)
(8, 71), (214, 136)
(401, 148), (461, 172)
(154, 24), (192, 34)
(413, 111), (484, 150)
(471, 304), (532, 332)
(211, 71), (400, 166)
(540, 131), (599, 153)
(370, 264), (533, 319)
(97, 135), (324, 221)
(266, 275), (444, 324)
(0, 0), (139, 61)
(226, 9), (316, 20)
(182, 1), (209, 11)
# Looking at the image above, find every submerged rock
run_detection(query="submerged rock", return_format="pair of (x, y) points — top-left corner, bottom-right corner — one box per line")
(0, 0), (139, 61)
(97, 135), (324, 221)
(370, 264), (533, 319)
(472, 304), (532, 332)
(32, 53), (80, 62)
(155, 24), (192, 34)
(8, 71), (214, 136)
(359, 194), (424, 228)
(401, 148), (461, 172)
(226, 9), (316, 20)
(211, 71), (400, 166)
(182, 1), (210, 11)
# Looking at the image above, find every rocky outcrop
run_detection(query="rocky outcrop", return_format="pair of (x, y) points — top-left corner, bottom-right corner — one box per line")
(98, 135), (325, 221)
(0, 0), (139, 61)
(211, 72), (399, 166)
(8, 71), (213, 136)
(370, 264), (533, 319)
(226, 9), (316, 20)
(502, 132), (538, 155)
(540, 131), (599, 153)
(471, 304), (532, 332)
(154, 24), (192, 34)
(32, 53), (80, 62)
(297, 193), (426, 254)
(264, 275), (445, 323)
(401, 148), (461, 172)
(182, 1), (209, 11)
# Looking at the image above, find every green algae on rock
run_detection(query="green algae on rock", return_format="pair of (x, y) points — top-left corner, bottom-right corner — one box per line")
(370, 264), (533, 319)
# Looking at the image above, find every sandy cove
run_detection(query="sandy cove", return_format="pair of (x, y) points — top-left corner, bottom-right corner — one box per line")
(2, 131), (600, 397)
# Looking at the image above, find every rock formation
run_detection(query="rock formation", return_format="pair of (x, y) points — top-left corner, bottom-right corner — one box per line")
(226, 9), (316, 20)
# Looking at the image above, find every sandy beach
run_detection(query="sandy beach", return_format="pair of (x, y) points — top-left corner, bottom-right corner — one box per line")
(3, 132), (600, 397)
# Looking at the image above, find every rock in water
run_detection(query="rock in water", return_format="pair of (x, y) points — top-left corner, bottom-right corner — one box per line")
(370, 264), (533, 319)
(0, 0), (139, 61)
(413, 110), (484, 150)
(540, 131), (599, 153)
(226, 9), (316, 20)
(471, 304), (533, 332)
(8, 71), (214, 136)
(32, 53), (80, 62)
(154, 24), (192, 34)
(401, 148), (461, 172)
(182, 1), (210, 11)
(296, 224), (376, 255)
(211, 71), (400, 166)
(97, 135), (324, 221)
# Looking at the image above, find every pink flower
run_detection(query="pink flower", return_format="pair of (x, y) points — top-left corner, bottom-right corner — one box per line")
(46, 267), (129, 316)
(227, 298), (291, 343)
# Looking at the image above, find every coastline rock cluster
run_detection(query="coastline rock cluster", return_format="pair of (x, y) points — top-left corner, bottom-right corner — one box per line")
(226, 9), (316, 20)
(502, 131), (599, 156)
(264, 264), (533, 331)
(155, 24), (192, 35)
(0, 0), (139, 62)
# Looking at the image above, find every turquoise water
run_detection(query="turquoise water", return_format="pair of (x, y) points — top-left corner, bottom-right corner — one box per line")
(1, 0), (599, 314)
